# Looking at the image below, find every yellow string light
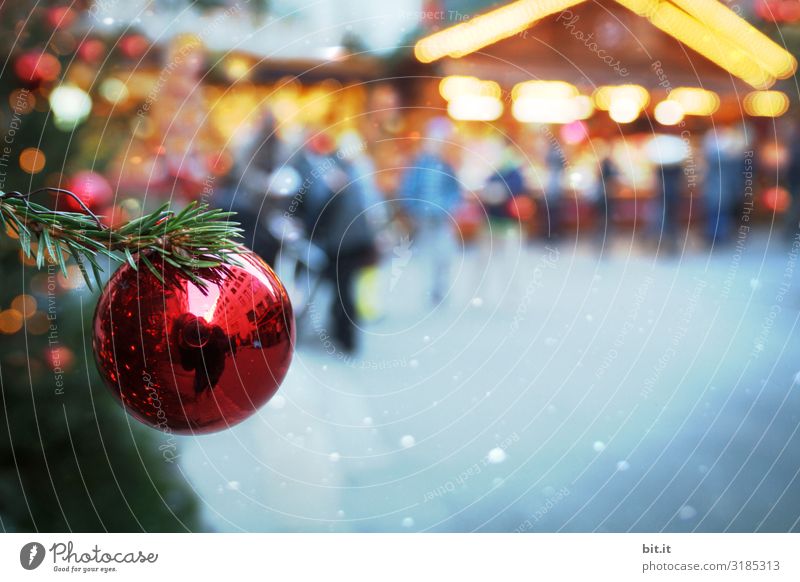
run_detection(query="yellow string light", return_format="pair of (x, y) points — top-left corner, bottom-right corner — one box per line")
(654, 100), (685, 125)
(743, 91), (789, 117)
(668, 87), (720, 116)
(646, 2), (775, 89)
(593, 85), (650, 111)
(447, 95), (504, 121)
(669, 0), (796, 79)
(439, 76), (501, 101)
(415, 0), (585, 63)
(512, 80), (579, 100)
(511, 82), (594, 123)
(417, 0), (785, 92)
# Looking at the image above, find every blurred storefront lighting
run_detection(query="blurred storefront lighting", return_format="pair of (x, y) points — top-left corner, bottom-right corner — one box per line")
(669, 0), (796, 79)
(512, 80), (578, 100)
(224, 55), (252, 81)
(654, 99), (684, 125)
(416, 0), (794, 90)
(447, 95), (504, 121)
(668, 87), (720, 116)
(511, 81), (592, 124)
(440, 76), (501, 101)
(743, 90), (789, 117)
(593, 85), (649, 111)
(609, 98), (642, 123)
(646, 2), (775, 89)
(415, 0), (585, 62)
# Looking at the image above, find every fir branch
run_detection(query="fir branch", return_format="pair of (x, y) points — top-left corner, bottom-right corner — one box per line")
(0, 188), (244, 291)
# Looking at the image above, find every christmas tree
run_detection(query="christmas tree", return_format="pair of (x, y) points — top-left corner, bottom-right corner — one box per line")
(0, 1), (202, 532)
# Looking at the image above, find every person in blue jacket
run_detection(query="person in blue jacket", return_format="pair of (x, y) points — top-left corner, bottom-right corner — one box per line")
(399, 118), (463, 304)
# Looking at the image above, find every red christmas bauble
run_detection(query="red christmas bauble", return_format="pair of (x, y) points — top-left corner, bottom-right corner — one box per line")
(45, 7), (77, 30)
(119, 34), (149, 59)
(77, 39), (105, 64)
(93, 252), (294, 434)
(63, 170), (114, 211)
(14, 51), (61, 83)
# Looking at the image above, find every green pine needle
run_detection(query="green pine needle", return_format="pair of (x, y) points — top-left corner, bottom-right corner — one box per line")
(0, 191), (244, 291)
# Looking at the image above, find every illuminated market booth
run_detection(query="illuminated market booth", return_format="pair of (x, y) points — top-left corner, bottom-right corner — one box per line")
(17, 0), (800, 237)
(406, 0), (799, 234)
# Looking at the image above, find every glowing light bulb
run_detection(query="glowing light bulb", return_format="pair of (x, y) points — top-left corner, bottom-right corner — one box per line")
(49, 85), (92, 130)
(654, 100), (685, 125)
(609, 98), (641, 123)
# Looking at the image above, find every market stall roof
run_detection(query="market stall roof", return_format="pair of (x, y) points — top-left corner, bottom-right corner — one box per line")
(421, 0), (795, 94)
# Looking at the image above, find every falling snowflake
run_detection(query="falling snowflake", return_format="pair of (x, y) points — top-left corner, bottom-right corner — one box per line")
(487, 447), (507, 464)
(678, 505), (697, 520)
(400, 435), (416, 448)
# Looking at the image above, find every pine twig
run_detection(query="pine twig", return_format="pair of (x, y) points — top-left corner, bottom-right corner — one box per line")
(0, 188), (244, 291)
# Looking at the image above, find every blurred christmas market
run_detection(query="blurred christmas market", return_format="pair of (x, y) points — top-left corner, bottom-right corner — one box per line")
(2, 0), (800, 533)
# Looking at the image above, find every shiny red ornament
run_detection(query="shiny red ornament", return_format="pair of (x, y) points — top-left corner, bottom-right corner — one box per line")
(93, 252), (294, 434)
(14, 51), (61, 83)
(62, 170), (114, 211)
(45, 7), (77, 30)
(77, 39), (106, 64)
(119, 35), (150, 59)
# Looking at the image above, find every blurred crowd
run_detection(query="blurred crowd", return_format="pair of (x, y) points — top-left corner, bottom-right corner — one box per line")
(200, 112), (800, 355)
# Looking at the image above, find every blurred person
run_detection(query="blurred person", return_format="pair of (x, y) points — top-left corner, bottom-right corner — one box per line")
(214, 112), (295, 266)
(656, 163), (683, 253)
(645, 134), (690, 254)
(338, 130), (393, 321)
(477, 141), (528, 301)
(399, 118), (462, 304)
(481, 142), (526, 222)
(544, 140), (565, 241)
(784, 122), (800, 238)
(593, 150), (618, 248)
(296, 130), (377, 353)
(703, 125), (748, 245)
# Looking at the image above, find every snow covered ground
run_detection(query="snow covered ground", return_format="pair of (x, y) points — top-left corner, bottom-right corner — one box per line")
(179, 228), (800, 532)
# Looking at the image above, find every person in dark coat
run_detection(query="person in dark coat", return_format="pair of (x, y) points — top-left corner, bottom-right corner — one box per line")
(295, 131), (376, 353)
(784, 122), (800, 238)
(213, 113), (288, 266)
(594, 154), (618, 246)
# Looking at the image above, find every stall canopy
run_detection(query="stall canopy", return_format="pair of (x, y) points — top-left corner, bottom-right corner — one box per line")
(416, 0), (796, 93)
